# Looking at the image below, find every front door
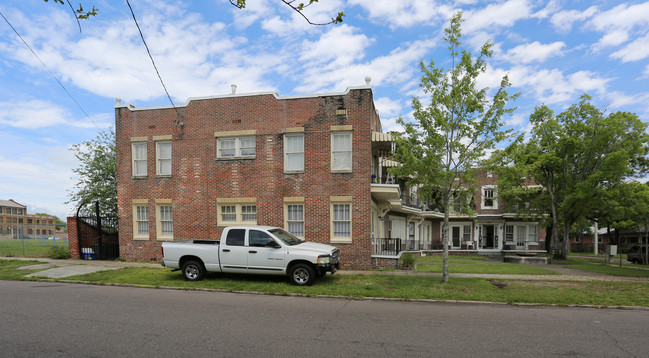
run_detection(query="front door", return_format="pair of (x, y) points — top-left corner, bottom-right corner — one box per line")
(246, 229), (285, 274)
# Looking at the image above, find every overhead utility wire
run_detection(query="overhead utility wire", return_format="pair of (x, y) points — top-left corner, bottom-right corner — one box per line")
(125, 0), (183, 134)
(0, 9), (101, 130)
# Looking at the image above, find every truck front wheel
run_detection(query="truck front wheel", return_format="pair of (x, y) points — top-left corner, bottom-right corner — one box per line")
(182, 260), (206, 281)
(289, 263), (315, 286)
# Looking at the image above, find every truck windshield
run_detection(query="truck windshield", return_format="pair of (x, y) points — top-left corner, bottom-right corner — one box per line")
(269, 228), (303, 246)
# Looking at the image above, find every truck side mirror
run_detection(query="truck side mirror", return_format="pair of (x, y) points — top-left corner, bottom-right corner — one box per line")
(268, 240), (281, 249)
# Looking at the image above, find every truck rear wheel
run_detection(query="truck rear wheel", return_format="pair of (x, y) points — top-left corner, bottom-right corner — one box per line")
(289, 263), (315, 286)
(182, 260), (206, 281)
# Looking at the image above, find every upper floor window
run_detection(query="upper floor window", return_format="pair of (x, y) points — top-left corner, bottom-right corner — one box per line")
(156, 141), (172, 176)
(131, 141), (147, 177)
(331, 132), (352, 172)
(284, 134), (304, 172)
(217, 137), (256, 159)
(482, 186), (497, 210)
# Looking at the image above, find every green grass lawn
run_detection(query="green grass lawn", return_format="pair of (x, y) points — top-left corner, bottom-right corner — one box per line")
(415, 262), (559, 275)
(415, 255), (489, 264)
(0, 238), (68, 257)
(3, 259), (648, 307)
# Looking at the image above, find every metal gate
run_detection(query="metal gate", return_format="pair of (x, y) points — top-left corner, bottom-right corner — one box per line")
(76, 201), (119, 260)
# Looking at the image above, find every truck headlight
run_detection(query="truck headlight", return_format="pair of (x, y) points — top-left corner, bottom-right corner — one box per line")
(317, 256), (331, 265)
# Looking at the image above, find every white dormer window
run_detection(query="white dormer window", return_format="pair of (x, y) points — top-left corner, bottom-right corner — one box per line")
(482, 185), (497, 210)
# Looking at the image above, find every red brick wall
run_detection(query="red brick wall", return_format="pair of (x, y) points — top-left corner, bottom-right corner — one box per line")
(66, 217), (80, 259)
(116, 88), (376, 268)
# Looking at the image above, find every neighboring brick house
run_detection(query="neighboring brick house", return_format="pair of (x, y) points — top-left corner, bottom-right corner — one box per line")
(373, 171), (546, 257)
(115, 84), (545, 268)
(0, 199), (57, 239)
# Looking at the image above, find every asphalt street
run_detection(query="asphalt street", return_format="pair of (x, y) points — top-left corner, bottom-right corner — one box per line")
(1, 280), (647, 357)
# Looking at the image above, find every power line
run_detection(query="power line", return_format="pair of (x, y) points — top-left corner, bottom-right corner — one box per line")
(125, 0), (184, 134)
(0, 9), (101, 130)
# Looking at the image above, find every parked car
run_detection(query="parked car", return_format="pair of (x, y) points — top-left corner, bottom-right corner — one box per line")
(627, 245), (649, 264)
(161, 226), (340, 285)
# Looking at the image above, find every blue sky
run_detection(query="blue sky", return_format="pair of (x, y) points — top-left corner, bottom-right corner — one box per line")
(1, 0), (648, 220)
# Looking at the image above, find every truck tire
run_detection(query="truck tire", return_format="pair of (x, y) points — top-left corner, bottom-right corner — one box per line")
(182, 260), (206, 281)
(289, 263), (315, 286)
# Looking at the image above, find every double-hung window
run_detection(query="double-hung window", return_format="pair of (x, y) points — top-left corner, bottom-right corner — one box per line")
(132, 141), (147, 177)
(286, 204), (304, 237)
(330, 196), (352, 243)
(284, 133), (304, 172)
(331, 130), (352, 172)
(155, 199), (173, 240)
(215, 131), (257, 159)
(132, 200), (149, 240)
(217, 199), (257, 225)
(156, 141), (172, 176)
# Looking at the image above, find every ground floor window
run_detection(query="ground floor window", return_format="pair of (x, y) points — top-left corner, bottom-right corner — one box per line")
(330, 196), (352, 243)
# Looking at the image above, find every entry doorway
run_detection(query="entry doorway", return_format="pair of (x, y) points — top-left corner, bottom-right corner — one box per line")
(481, 224), (496, 250)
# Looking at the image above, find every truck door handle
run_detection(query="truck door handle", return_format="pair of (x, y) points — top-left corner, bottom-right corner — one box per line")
(249, 250), (257, 254)
(223, 249), (230, 252)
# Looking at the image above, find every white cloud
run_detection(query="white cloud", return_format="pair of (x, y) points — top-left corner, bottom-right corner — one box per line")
(347, 0), (451, 28)
(588, 2), (649, 53)
(610, 33), (649, 63)
(299, 25), (372, 66)
(504, 41), (565, 64)
(0, 100), (103, 129)
(374, 97), (405, 118)
(294, 39), (435, 94)
(508, 66), (610, 104)
(550, 6), (597, 32)
(463, 0), (533, 33)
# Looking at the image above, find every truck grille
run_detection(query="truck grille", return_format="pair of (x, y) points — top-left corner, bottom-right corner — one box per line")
(332, 248), (340, 263)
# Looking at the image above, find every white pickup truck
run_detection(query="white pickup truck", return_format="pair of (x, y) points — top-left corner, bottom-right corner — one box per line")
(161, 226), (341, 286)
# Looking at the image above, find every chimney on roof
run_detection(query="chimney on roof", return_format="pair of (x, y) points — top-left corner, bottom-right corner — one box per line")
(231, 84), (237, 95)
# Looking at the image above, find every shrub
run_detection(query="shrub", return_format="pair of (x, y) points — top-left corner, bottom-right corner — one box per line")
(48, 245), (71, 259)
(401, 252), (416, 269)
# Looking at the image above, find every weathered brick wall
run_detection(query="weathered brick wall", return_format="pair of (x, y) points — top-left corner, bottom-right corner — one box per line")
(116, 88), (376, 268)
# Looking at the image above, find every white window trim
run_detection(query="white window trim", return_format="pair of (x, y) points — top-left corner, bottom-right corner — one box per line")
(284, 133), (305, 173)
(217, 198), (257, 226)
(284, 197), (305, 239)
(215, 130), (258, 160)
(330, 196), (352, 243)
(331, 130), (352, 173)
(481, 185), (498, 210)
(155, 199), (173, 241)
(131, 141), (147, 177)
(156, 140), (172, 176)
(132, 199), (149, 240)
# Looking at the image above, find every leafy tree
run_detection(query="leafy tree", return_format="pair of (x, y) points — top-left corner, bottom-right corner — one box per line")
(391, 12), (517, 283)
(67, 127), (117, 218)
(495, 95), (649, 259)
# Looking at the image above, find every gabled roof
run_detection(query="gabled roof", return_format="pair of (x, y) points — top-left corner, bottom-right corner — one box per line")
(0, 199), (26, 209)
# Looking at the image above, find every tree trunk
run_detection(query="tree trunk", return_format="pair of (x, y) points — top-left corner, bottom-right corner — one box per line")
(442, 209), (450, 283)
(561, 220), (571, 260)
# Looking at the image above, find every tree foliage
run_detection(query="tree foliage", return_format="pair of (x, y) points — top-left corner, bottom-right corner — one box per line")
(67, 128), (117, 218)
(391, 12), (517, 282)
(495, 95), (649, 259)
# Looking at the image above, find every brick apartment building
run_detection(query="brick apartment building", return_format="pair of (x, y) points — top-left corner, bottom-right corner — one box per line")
(115, 83), (545, 268)
(0, 199), (57, 239)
